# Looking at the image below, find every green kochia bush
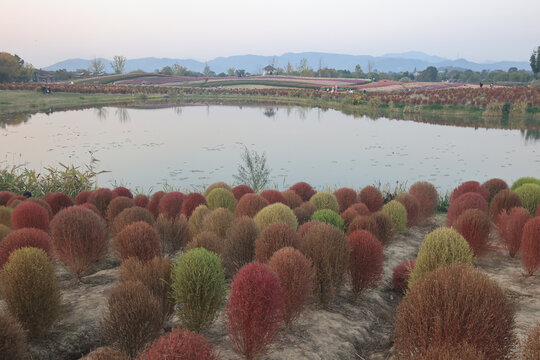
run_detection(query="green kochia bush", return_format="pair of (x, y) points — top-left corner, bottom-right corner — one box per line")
(515, 183), (540, 215)
(381, 200), (407, 234)
(511, 176), (540, 190)
(408, 227), (474, 287)
(253, 203), (298, 232)
(171, 248), (227, 332)
(206, 188), (237, 212)
(309, 192), (340, 213)
(311, 209), (344, 230)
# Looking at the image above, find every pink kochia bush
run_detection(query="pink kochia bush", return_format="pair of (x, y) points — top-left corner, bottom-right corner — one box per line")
(392, 259), (416, 293)
(49, 206), (108, 277)
(347, 230), (383, 296)
(227, 262), (283, 360)
(139, 327), (219, 360)
(10, 201), (50, 231)
(496, 207), (531, 257)
(521, 217), (540, 275)
(0, 228), (53, 267)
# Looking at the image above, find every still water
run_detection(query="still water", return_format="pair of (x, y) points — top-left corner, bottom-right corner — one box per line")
(1, 105), (539, 192)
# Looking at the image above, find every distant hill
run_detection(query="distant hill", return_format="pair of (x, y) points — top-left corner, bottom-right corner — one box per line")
(43, 52), (531, 74)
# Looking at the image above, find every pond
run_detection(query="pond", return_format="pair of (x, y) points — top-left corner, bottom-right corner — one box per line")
(1, 105), (539, 193)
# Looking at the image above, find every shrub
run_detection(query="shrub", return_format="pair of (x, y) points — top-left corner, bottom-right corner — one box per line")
(446, 192), (488, 227)
(333, 187), (358, 213)
(0, 248), (61, 337)
(180, 193), (207, 218)
(114, 221), (162, 262)
(450, 180), (490, 202)
(0, 223), (11, 241)
(522, 217), (540, 275)
(119, 257), (174, 324)
(44, 192), (73, 215)
(227, 262), (283, 360)
(6, 196), (26, 208)
(88, 188), (113, 216)
(349, 202), (371, 216)
(347, 230), (383, 296)
(409, 181), (438, 222)
(296, 220), (323, 242)
(133, 194), (149, 208)
(158, 192), (185, 220)
(482, 178), (508, 202)
(74, 190), (92, 205)
(100, 281), (162, 358)
(299, 200), (317, 216)
(10, 201), (49, 231)
(370, 211), (394, 245)
(255, 222), (299, 263)
(112, 206), (155, 235)
(156, 214), (190, 254)
(146, 191), (165, 218)
(260, 190), (289, 206)
(394, 264), (515, 360)
(235, 193), (269, 218)
(490, 189), (522, 220)
(203, 208), (235, 239)
(27, 198), (53, 220)
(50, 205), (108, 277)
(106, 196), (134, 224)
(511, 176), (540, 190)
(203, 181), (232, 197)
(281, 190), (303, 209)
(408, 227), (474, 287)
(301, 223), (349, 306)
(171, 248), (226, 332)
(0, 311), (27, 360)
(497, 207), (531, 257)
(341, 203), (370, 229)
(268, 247), (314, 325)
(0, 228), (53, 268)
(515, 183), (540, 215)
(0, 191), (15, 206)
(396, 193), (420, 227)
(521, 321), (540, 360)
(254, 202), (298, 232)
(231, 184), (254, 201)
(289, 181), (316, 201)
(347, 215), (378, 238)
(188, 205), (210, 236)
(309, 192), (339, 212)
(453, 209), (490, 257)
(392, 258), (416, 293)
(139, 327), (219, 360)
(223, 216), (258, 276)
(111, 186), (133, 199)
(206, 188), (237, 212)
(84, 347), (129, 360)
(359, 186), (383, 212)
(292, 206), (310, 225)
(381, 200), (408, 234)
(0, 205), (13, 227)
(187, 231), (222, 255)
(81, 202), (101, 216)
(411, 343), (486, 360)
(311, 209), (344, 230)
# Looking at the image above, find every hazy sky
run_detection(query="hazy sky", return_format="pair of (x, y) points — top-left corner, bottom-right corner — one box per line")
(3, 0), (539, 68)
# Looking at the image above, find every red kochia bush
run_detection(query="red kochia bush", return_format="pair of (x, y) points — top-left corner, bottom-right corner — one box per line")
(234, 193), (269, 218)
(0, 191), (15, 206)
(490, 189), (522, 220)
(296, 221), (322, 241)
(450, 180), (490, 202)
(260, 190), (289, 206)
(396, 193), (420, 227)
(158, 192), (185, 220)
(88, 188), (113, 216)
(341, 208), (359, 229)
(27, 198), (53, 220)
(106, 196), (134, 224)
(112, 206), (156, 235)
(370, 211), (394, 246)
(49, 206), (108, 277)
(281, 190), (303, 209)
(289, 181), (316, 202)
(74, 190), (92, 205)
(347, 230), (383, 296)
(446, 192), (488, 227)
(139, 327), (219, 360)
(453, 209), (490, 257)
(392, 259), (416, 293)
(133, 194), (149, 208)
(115, 221), (162, 262)
(44, 192), (73, 215)
(268, 247), (314, 325)
(6, 196), (26, 208)
(521, 217), (540, 275)
(80, 203), (101, 216)
(227, 263), (283, 360)
(409, 181), (438, 222)
(348, 202), (371, 216)
(359, 186), (383, 212)
(231, 185), (254, 201)
(254, 223), (299, 263)
(347, 215), (378, 238)
(181, 193), (208, 219)
(333, 187), (358, 213)
(0, 228), (53, 267)
(111, 187), (133, 199)
(147, 191), (165, 219)
(497, 207), (531, 257)
(10, 201), (50, 231)
(482, 178), (508, 202)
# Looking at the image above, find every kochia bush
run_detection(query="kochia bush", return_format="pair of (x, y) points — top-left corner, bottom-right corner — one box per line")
(112, 206), (155, 235)
(289, 181), (316, 201)
(0, 206), (13, 228)
(347, 215), (378, 237)
(347, 230), (383, 296)
(381, 200), (408, 234)
(235, 193), (269, 218)
(511, 176), (540, 190)
(521, 321), (540, 360)
(521, 217), (540, 275)
(396, 193), (420, 228)
(88, 188), (113, 216)
(392, 258), (416, 293)
(370, 211), (394, 245)
(413, 343), (486, 360)
(111, 186), (133, 199)
(0, 228), (53, 268)
(0, 191), (15, 206)
(359, 186), (383, 212)
(139, 327), (219, 360)
(260, 190), (289, 206)
(133, 194), (149, 208)
(409, 181), (438, 222)
(333, 187), (358, 213)
(0, 311), (27, 360)
(106, 196), (134, 224)
(187, 231), (223, 256)
(188, 205), (210, 236)
(203, 181), (232, 197)
(489, 189), (522, 220)
(223, 216), (259, 276)
(10, 201), (50, 231)
(231, 184), (254, 201)
(311, 209), (344, 230)
(309, 192), (340, 213)
(281, 190), (303, 209)
(114, 221), (162, 262)
(497, 207), (531, 257)
(180, 193), (207, 219)
(449, 180), (490, 202)
(146, 191), (165, 219)
(158, 192), (185, 220)
(254, 222), (299, 263)
(205, 188), (237, 212)
(514, 183), (540, 215)
(74, 190), (92, 205)
(43, 192), (73, 215)
(0, 223), (11, 242)
(253, 203), (298, 232)
(482, 178), (508, 202)
(155, 214), (191, 254)
(202, 208), (235, 239)
(453, 209), (490, 257)
(446, 192), (488, 227)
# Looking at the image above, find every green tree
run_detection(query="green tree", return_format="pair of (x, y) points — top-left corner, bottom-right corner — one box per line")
(160, 66), (174, 75)
(227, 68), (236, 76)
(419, 66), (439, 82)
(233, 146), (271, 192)
(0, 52), (21, 82)
(89, 58), (105, 75)
(112, 55), (126, 74)
(203, 64), (211, 77)
(530, 46), (540, 79)
(173, 64), (187, 76)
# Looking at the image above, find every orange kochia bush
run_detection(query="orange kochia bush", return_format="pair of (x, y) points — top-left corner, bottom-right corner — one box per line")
(347, 230), (383, 296)
(396, 193), (420, 227)
(521, 217), (540, 275)
(453, 209), (490, 257)
(496, 207), (531, 257)
(139, 327), (219, 360)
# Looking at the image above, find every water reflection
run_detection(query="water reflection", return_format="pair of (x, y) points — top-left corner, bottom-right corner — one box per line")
(94, 107), (108, 120)
(263, 108), (276, 118)
(115, 108), (131, 123)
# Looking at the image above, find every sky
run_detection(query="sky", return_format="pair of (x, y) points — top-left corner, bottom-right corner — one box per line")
(3, 0), (539, 68)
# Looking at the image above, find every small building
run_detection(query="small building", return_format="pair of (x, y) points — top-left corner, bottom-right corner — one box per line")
(33, 70), (53, 83)
(263, 65), (276, 75)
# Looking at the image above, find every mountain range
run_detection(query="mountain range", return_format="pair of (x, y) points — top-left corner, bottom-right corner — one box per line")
(43, 51), (531, 74)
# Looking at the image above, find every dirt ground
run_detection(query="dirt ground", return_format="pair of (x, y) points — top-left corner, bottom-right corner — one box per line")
(1, 214), (538, 359)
